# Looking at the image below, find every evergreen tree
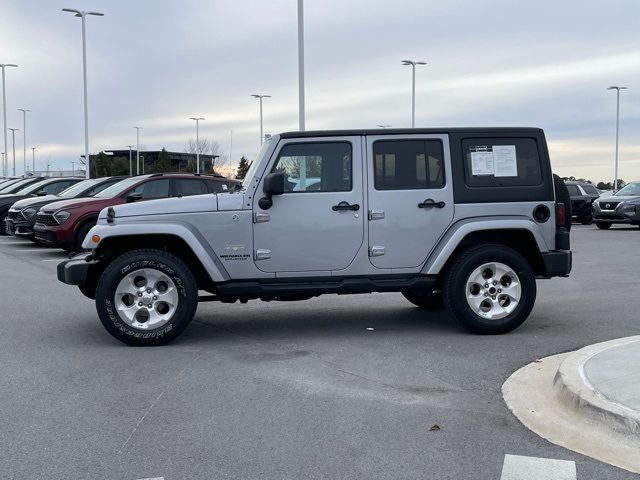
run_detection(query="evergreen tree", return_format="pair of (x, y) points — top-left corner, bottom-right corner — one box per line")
(236, 156), (250, 179)
(154, 148), (172, 173)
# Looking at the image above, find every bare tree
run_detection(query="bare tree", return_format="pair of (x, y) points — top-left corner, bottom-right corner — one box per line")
(185, 137), (224, 173)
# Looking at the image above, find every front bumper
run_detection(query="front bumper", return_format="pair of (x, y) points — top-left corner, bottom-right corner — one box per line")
(592, 203), (640, 224)
(541, 250), (572, 277)
(57, 252), (96, 285)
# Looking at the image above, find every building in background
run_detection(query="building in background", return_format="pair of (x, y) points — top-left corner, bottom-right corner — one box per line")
(89, 149), (220, 177)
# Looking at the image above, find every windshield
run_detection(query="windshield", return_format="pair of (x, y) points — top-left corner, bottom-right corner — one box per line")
(241, 138), (273, 188)
(93, 176), (144, 198)
(0, 178), (39, 194)
(58, 179), (99, 198)
(0, 178), (22, 192)
(19, 180), (59, 195)
(614, 183), (640, 196)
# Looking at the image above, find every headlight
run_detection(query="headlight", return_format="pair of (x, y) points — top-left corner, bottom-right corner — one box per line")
(53, 210), (71, 224)
(21, 207), (37, 219)
(621, 203), (638, 214)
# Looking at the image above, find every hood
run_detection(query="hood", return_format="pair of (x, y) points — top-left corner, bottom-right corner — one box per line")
(41, 196), (113, 213)
(0, 194), (30, 207)
(99, 193), (220, 220)
(597, 194), (640, 203)
(10, 194), (59, 210)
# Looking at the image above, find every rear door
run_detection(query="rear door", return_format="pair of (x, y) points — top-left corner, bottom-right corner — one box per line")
(366, 134), (454, 269)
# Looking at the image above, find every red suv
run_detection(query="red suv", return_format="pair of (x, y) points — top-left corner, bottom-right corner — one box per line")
(34, 173), (239, 251)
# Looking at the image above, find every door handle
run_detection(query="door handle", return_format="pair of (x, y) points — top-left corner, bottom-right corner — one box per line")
(332, 201), (360, 212)
(418, 199), (445, 209)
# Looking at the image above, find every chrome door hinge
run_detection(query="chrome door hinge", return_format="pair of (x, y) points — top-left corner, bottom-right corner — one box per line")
(369, 245), (385, 257)
(255, 249), (271, 260)
(368, 209), (385, 221)
(253, 212), (270, 223)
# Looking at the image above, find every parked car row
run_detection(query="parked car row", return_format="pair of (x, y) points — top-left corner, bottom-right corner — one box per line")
(2, 173), (241, 252)
(565, 180), (640, 229)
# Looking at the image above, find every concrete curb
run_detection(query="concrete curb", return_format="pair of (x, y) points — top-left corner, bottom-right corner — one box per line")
(553, 335), (640, 435)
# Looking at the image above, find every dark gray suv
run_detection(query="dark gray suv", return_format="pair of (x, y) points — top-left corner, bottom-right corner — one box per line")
(592, 181), (640, 229)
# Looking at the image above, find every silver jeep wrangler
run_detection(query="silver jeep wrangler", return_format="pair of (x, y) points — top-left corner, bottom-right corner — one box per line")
(58, 128), (572, 346)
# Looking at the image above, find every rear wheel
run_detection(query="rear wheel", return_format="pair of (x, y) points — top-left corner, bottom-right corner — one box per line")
(443, 245), (536, 334)
(596, 222), (611, 230)
(0, 211), (8, 236)
(402, 290), (444, 310)
(95, 249), (198, 346)
(580, 210), (593, 225)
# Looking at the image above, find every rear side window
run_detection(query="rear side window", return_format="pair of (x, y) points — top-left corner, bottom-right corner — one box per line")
(582, 184), (599, 195)
(373, 140), (444, 190)
(462, 138), (542, 187)
(566, 185), (580, 196)
(130, 179), (170, 198)
(271, 142), (352, 192)
(174, 179), (209, 196)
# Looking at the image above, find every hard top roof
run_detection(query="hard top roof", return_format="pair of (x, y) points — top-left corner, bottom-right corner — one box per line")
(279, 127), (544, 138)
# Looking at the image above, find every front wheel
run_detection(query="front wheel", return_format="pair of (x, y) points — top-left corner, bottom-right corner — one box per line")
(95, 249), (198, 346)
(443, 245), (536, 334)
(596, 222), (611, 230)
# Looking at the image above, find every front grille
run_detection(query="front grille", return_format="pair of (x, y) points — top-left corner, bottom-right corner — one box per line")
(7, 211), (19, 222)
(35, 212), (57, 226)
(598, 201), (620, 210)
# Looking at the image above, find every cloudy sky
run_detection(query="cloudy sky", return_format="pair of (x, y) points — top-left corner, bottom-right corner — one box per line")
(1, 0), (639, 181)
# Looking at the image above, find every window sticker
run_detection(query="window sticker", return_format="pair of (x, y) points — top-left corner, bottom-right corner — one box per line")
(492, 145), (518, 177)
(470, 149), (494, 176)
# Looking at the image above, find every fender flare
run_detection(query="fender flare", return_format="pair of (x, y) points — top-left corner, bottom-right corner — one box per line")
(422, 217), (549, 275)
(84, 221), (230, 283)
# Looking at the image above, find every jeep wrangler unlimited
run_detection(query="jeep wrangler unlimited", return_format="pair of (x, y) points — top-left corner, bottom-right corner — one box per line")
(57, 128), (572, 346)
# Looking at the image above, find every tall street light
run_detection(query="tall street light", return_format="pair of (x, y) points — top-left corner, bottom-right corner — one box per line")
(297, 0), (305, 131)
(251, 94), (271, 145)
(133, 126), (142, 175)
(401, 60), (426, 128)
(8, 128), (19, 176)
(62, 8), (104, 179)
(607, 86), (627, 191)
(31, 147), (35, 174)
(126, 145), (133, 176)
(190, 117), (204, 174)
(1, 63), (18, 177)
(18, 108), (30, 176)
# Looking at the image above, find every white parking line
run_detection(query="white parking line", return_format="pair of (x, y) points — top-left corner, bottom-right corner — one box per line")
(136, 477), (164, 480)
(41, 258), (64, 262)
(15, 248), (56, 252)
(501, 455), (576, 480)
(0, 241), (32, 245)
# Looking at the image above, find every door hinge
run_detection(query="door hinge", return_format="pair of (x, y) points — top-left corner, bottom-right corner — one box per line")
(253, 212), (270, 223)
(369, 245), (385, 257)
(255, 249), (271, 260)
(368, 209), (385, 220)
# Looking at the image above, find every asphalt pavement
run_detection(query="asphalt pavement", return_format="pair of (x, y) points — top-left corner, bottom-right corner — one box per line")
(0, 225), (639, 480)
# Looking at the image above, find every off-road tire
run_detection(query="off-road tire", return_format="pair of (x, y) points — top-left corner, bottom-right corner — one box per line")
(95, 249), (198, 346)
(0, 210), (8, 236)
(596, 222), (611, 230)
(402, 290), (444, 310)
(553, 174), (572, 231)
(443, 244), (536, 334)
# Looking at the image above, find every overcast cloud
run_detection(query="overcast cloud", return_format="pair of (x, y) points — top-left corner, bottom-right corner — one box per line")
(1, 0), (639, 181)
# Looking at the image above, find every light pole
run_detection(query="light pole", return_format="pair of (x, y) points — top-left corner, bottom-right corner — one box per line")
(31, 147), (35, 174)
(607, 86), (627, 191)
(401, 60), (426, 128)
(71, 161), (75, 176)
(297, 0), (305, 131)
(1, 63), (18, 177)
(126, 145), (133, 176)
(62, 8), (104, 179)
(8, 128), (19, 176)
(17, 108), (30, 176)
(190, 117), (204, 173)
(251, 94), (271, 145)
(133, 127), (142, 175)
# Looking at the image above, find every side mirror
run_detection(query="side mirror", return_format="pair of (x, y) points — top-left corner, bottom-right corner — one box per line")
(36, 191), (48, 196)
(126, 192), (143, 203)
(259, 172), (285, 209)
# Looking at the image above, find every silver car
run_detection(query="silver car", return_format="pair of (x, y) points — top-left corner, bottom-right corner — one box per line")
(592, 181), (640, 229)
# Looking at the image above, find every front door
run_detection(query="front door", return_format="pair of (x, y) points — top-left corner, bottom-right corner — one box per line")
(253, 137), (364, 273)
(366, 134), (454, 269)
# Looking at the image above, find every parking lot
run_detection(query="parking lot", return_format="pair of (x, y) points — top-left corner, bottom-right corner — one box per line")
(0, 224), (638, 480)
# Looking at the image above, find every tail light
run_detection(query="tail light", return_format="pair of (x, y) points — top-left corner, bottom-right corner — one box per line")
(556, 203), (566, 226)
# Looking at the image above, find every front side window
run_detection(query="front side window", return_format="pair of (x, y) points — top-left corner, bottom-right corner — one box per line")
(271, 142), (352, 192)
(130, 179), (170, 198)
(462, 138), (542, 187)
(373, 140), (445, 190)
(566, 185), (580, 196)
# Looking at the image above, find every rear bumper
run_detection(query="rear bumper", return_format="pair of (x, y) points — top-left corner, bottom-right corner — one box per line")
(541, 250), (572, 277)
(57, 253), (95, 285)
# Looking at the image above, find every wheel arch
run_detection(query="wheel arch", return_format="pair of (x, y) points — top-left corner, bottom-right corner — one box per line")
(423, 219), (548, 278)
